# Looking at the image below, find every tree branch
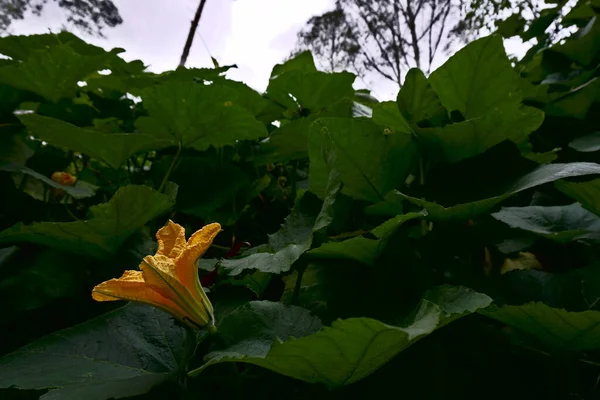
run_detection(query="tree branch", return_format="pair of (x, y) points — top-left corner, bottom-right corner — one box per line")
(179, 0), (208, 68)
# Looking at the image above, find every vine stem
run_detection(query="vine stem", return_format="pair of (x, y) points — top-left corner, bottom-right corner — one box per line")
(419, 156), (428, 236)
(158, 142), (182, 193)
(290, 261), (308, 305)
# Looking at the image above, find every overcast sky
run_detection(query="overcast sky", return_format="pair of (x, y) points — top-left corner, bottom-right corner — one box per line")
(8, 0), (531, 100)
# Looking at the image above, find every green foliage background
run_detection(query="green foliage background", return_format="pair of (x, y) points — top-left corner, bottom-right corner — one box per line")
(1, 2), (600, 398)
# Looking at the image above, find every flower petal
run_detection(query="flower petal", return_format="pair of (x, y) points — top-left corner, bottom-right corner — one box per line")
(91, 270), (188, 320)
(140, 255), (211, 327)
(156, 220), (187, 258)
(183, 223), (222, 263)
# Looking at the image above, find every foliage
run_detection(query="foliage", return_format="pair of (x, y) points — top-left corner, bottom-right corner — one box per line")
(0, 0), (122, 36)
(296, 0), (576, 86)
(0, 4), (600, 398)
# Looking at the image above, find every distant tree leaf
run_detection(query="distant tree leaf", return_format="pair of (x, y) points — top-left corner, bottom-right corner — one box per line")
(192, 287), (491, 387)
(18, 114), (173, 169)
(0, 185), (176, 258)
(0, 304), (186, 400)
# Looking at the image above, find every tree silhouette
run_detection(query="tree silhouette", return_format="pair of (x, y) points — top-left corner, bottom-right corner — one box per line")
(0, 0), (122, 36)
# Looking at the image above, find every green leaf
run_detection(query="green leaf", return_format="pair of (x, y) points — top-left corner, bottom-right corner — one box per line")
(270, 51), (317, 78)
(0, 32), (114, 61)
(0, 185), (175, 258)
(135, 80), (267, 150)
(429, 35), (521, 119)
(1, 163), (98, 200)
(0, 43), (113, 102)
(396, 68), (448, 126)
(491, 203), (600, 243)
(267, 70), (355, 111)
(496, 14), (527, 38)
(18, 114), (172, 169)
(568, 132), (600, 152)
(0, 304), (186, 400)
(418, 104), (544, 164)
(521, 9), (559, 40)
(192, 286), (491, 387)
(545, 78), (600, 119)
(556, 178), (600, 216)
(220, 192), (323, 275)
(0, 249), (88, 312)
(308, 118), (418, 202)
(0, 134), (33, 166)
(306, 211), (426, 267)
(371, 101), (413, 134)
(481, 302), (600, 351)
(388, 162), (600, 220)
(554, 16), (600, 66)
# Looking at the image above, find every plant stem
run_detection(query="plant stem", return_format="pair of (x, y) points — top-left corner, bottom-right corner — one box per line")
(419, 156), (428, 236)
(290, 261), (307, 305)
(158, 143), (182, 193)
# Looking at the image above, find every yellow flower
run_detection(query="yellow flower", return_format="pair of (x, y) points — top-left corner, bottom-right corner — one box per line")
(92, 220), (221, 331)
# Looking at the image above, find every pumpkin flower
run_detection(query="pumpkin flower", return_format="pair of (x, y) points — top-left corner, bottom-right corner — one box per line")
(51, 171), (77, 186)
(92, 220), (221, 331)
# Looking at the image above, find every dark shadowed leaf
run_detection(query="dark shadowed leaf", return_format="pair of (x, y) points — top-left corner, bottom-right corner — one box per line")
(397, 68), (448, 126)
(481, 302), (600, 351)
(492, 203), (600, 243)
(19, 114), (173, 169)
(135, 80), (267, 150)
(308, 118), (418, 202)
(380, 163), (600, 220)
(556, 178), (600, 216)
(192, 287), (491, 387)
(0, 304), (187, 400)
(0, 185), (175, 258)
(429, 35), (521, 119)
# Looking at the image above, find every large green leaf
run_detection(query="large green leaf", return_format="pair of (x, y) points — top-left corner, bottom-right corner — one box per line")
(220, 191), (323, 275)
(380, 162), (600, 220)
(0, 43), (113, 102)
(267, 70), (355, 111)
(135, 80), (267, 150)
(306, 211), (426, 267)
(371, 101), (413, 134)
(418, 104), (544, 164)
(481, 302), (600, 351)
(556, 178), (600, 216)
(429, 35), (521, 119)
(308, 118), (418, 202)
(396, 68), (448, 126)
(554, 16), (600, 66)
(19, 114), (172, 169)
(0, 304), (187, 400)
(192, 286), (491, 387)
(0, 185), (175, 258)
(491, 203), (600, 243)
